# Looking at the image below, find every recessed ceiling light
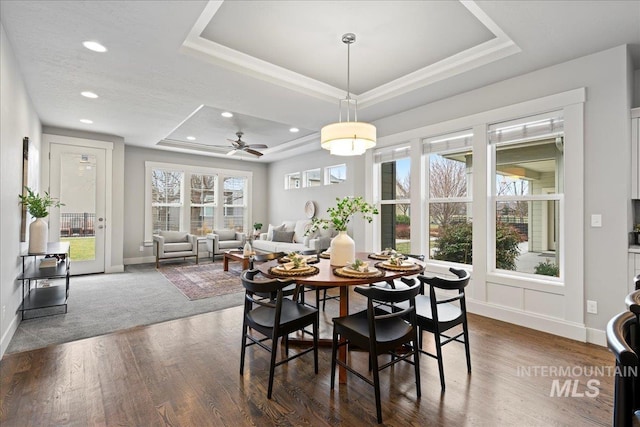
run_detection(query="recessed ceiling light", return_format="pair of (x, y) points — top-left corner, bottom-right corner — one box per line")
(80, 119), (93, 124)
(289, 127), (299, 133)
(186, 136), (196, 141)
(82, 41), (107, 53)
(81, 91), (99, 99)
(221, 112), (233, 118)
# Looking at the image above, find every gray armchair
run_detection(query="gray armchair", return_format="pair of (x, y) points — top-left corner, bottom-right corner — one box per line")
(206, 229), (246, 256)
(153, 231), (198, 268)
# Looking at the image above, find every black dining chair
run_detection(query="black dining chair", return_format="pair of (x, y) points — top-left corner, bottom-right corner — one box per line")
(414, 267), (471, 391)
(239, 269), (319, 399)
(330, 283), (422, 424)
(298, 248), (339, 310)
(372, 254), (425, 291)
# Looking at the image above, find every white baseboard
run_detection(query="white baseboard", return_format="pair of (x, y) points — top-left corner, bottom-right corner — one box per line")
(1, 313), (19, 359)
(467, 299), (587, 342)
(105, 264), (124, 273)
(123, 256), (156, 265)
(586, 327), (606, 347)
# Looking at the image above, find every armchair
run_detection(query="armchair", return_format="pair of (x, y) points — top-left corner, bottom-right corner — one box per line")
(153, 231), (198, 268)
(206, 229), (246, 256)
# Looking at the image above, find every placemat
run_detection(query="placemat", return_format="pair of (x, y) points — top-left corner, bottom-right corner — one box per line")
(268, 265), (319, 277)
(333, 267), (385, 278)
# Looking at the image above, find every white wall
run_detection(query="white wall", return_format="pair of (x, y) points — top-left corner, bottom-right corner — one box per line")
(0, 24), (42, 357)
(123, 146), (269, 263)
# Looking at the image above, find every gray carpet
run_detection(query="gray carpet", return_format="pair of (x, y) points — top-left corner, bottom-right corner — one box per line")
(6, 261), (244, 354)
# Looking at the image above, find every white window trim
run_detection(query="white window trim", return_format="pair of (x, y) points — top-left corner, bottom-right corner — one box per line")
(144, 161), (252, 244)
(324, 163), (347, 185)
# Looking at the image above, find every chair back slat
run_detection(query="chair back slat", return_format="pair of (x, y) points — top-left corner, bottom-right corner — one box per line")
(419, 267), (470, 292)
(355, 283), (421, 304)
(241, 269), (294, 294)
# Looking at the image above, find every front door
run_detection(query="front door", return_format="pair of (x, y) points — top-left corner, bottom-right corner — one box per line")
(49, 143), (106, 275)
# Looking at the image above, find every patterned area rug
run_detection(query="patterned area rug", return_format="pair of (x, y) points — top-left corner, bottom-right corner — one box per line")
(159, 262), (244, 300)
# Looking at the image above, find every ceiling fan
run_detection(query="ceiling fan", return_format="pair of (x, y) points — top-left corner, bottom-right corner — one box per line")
(213, 132), (267, 157)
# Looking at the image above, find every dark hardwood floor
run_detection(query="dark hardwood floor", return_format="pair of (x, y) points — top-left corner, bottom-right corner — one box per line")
(0, 290), (615, 426)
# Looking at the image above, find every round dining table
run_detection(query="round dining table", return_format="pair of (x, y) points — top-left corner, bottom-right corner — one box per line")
(257, 251), (425, 383)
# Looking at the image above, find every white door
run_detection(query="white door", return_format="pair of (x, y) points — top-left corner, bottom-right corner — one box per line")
(49, 144), (106, 275)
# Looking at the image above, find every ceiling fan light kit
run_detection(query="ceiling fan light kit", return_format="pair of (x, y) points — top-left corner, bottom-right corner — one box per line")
(321, 33), (376, 156)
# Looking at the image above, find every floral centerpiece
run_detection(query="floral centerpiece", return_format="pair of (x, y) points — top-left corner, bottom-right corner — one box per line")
(306, 196), (378, 266)
(18, 186), (64, 253)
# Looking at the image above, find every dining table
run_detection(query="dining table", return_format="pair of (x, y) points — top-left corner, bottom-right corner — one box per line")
(257, 251), (425, 383)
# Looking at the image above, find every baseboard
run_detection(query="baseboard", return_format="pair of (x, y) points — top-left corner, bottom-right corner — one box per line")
(467, 299), (587, 342)
(105, 264), (124, 273)
(586, 327), (606, 347)
(123, 256), (156, 265)
(1, 313), (19, 359)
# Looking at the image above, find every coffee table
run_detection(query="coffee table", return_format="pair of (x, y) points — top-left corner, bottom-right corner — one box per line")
(223, 250), (250, 271)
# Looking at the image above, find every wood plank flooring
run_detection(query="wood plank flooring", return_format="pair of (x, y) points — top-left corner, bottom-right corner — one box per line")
(1, 293), (615, 426)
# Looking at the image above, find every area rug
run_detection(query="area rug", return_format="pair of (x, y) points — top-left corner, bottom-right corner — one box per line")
(159, 262), (244, 300)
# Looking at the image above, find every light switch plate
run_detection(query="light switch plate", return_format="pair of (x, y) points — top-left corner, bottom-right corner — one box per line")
(591, 214), (602, 227)
(587, 300), (598, 314)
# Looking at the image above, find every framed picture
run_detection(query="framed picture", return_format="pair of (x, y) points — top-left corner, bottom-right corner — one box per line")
(20, 137), (29, 242)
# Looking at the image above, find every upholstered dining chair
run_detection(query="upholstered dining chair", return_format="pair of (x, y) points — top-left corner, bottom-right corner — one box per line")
(413, 267), (471, 391)
(330, 283), (422, 424)
(240, 269), (319, 399)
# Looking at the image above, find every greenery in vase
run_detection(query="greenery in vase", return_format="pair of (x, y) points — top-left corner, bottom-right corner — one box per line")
(306, 196), (378, 235)
(18, 186), (63, 218)
(253, 222), (263, 231)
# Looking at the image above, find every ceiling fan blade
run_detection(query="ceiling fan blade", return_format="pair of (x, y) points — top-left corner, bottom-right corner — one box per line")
(227, 139), (240, 147)
(246, 144), (268, 149)
(244, 148), (263, 157)
(226, 149), (237, 156)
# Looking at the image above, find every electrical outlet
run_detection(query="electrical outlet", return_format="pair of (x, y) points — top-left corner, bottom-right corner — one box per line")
(139, 245), (144, 252)
(591, 214), (602, 227)
(586, 300), (598, 314)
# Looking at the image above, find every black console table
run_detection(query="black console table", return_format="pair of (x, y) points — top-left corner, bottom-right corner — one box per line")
(19, 242), (70, 319)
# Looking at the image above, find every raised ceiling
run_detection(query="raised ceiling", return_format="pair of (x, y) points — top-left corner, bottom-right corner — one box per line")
(1, 1), (639, 162)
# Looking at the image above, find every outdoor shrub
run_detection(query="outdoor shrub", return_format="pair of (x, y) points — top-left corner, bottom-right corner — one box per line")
(396, 223), (410, 239)
(433, 220), (520, 270)
(396, 214), (410, 225)
(534, 259), (559, 277)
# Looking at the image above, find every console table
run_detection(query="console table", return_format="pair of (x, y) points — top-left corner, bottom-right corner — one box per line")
(19, 242), (70, 319)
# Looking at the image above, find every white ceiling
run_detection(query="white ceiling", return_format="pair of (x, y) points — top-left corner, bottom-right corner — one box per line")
(1, 0), (639, 162)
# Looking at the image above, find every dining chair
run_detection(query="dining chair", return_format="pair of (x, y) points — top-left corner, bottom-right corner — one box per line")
(372, 253), (425, 291)
(330, 283), (422, 424)
(414, 267), (471, 391)
(299, 248), (339, 310)
(240, 269), (319, 399)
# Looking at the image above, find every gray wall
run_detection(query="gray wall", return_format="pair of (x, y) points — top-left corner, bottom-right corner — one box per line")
(0, 24), (42, 356)
(123, 146), (269, 262)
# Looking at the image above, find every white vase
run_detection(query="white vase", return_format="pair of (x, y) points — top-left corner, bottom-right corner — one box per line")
(29, 217), (48, 254)
(330, 230), (355, 267)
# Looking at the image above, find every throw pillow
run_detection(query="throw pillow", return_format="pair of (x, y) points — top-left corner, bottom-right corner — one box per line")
(272, 230), (295, 243)
(160, 230), (188, 243)
(267, 223), (285, 241)
(214, 229), (236, 241)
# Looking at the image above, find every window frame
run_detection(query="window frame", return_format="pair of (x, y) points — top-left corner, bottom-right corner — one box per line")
(324, 164), (347, 185)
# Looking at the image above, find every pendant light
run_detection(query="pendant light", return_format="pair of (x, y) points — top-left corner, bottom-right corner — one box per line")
(321, 33), (376, 156)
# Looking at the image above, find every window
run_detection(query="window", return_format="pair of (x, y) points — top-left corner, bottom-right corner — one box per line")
(490, 112), (564, 278)
(151, 169), (183, 233)
(424, 131), (473, 265)
(190, 173), (216, 235)
(375, 147), (411, 252)
(285, 172), (300, 189)
(325, 164), (346, 185)
(302, 168), (321, 187)
(144, 162), (251, 242)
(223, 176), (247, 231)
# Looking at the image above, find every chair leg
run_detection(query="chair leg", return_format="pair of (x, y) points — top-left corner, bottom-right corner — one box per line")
(267, 333), (279, 399)
(330, 329), (339, 389)
(463, 319), (472, 374)
(413, 331), (421, 398)
(313, 317), (319, 374)
(371, 351), (383, 424)
(322, 289), (328, 311)
(239, 320), (248, 374)
(434, 329), (446, 391)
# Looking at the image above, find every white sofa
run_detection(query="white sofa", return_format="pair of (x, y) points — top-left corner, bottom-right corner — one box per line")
(252, 220), (334, 254)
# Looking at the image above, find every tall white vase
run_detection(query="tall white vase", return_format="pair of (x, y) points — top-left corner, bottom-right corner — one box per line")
(330, 230), (355, 267)
(29, 217), (48, 254)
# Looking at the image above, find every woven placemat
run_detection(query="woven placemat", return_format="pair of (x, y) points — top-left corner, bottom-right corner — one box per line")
(333, 267), (385, 279)
(279, 256), (319, 264)
(368, 253), (407, 260)
(319, 252), (331, 259)
(374, 261), (422, 272)
(268, 265), (319, 277)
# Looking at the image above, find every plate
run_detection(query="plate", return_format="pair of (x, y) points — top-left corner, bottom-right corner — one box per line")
(304, 200), (316, 218)
(334, 267), (384, 278)
(376, 261), (422, 271)
(275, 264), (313, 273)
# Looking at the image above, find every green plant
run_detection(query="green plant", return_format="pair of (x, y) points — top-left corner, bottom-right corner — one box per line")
(534, 259), (560, 277)
(18, 186), (63, 218)
(307, 196), (378, 235)
(634, 224), (640, 232)
(253, 222), (263, 231)
(432, 220), (520, 269)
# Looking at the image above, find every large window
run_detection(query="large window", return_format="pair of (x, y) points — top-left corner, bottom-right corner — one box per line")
(490, 112), (564, 278)
(424, 131), (473, 265)
(145, 162), (251, 242)
(375, 147), (411, 252)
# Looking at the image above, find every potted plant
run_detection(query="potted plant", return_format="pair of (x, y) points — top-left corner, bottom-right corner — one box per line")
(307, 196), (378, 266)
(19, 186), (63, 253)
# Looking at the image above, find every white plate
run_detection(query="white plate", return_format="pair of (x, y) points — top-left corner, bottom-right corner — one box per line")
(275, 265), (312, 273)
